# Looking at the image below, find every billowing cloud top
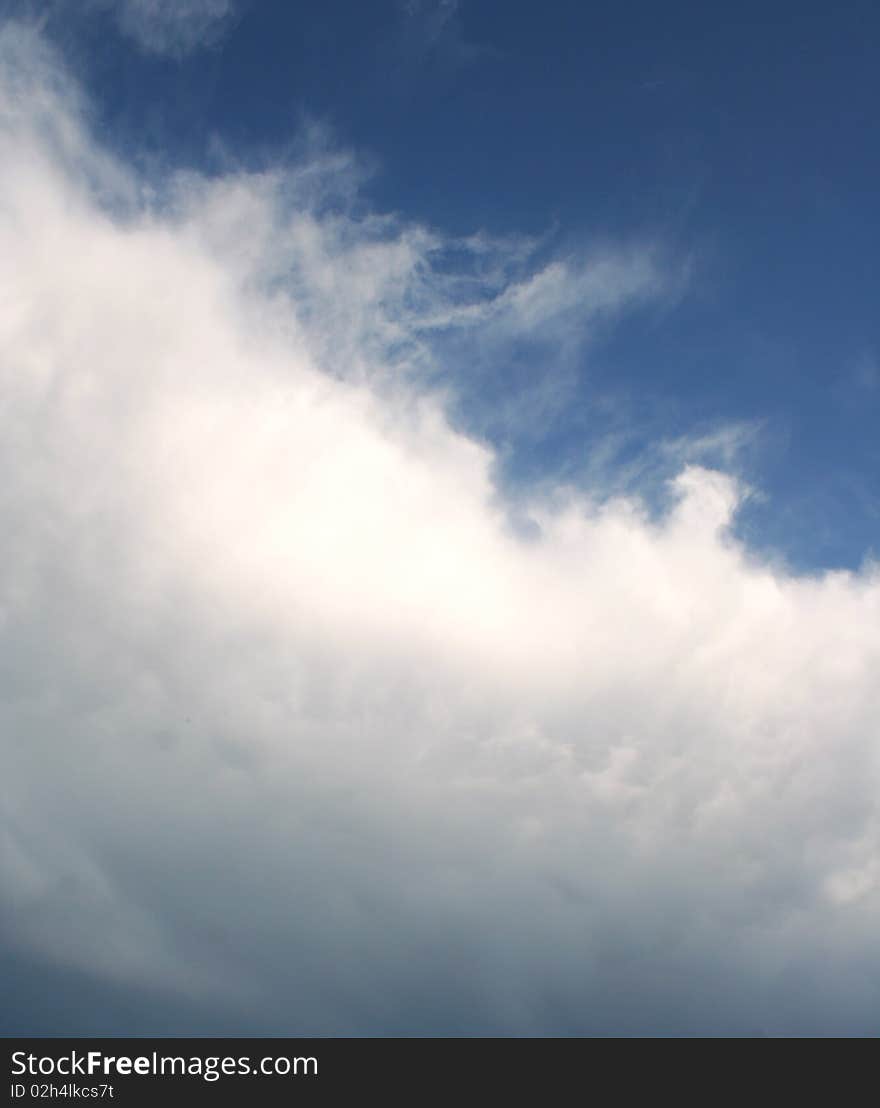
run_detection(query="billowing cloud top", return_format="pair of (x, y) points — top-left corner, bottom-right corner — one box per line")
(1, 21), (879, 1035)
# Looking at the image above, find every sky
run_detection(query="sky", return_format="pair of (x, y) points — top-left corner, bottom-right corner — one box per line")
(0, 0), (878, 1036)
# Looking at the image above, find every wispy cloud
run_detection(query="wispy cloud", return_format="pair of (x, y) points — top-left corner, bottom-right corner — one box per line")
(396, 0), (491, 69)
(2, 22), (880, 1035)
(105, 0), (240, 57)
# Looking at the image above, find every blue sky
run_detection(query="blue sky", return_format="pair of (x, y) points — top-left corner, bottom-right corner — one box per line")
(2, 2), (879, 1037)
(29, 0), (880, 570)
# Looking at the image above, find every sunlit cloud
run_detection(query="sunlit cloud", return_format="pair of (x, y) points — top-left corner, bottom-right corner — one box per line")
(2, 22), (879, 1035)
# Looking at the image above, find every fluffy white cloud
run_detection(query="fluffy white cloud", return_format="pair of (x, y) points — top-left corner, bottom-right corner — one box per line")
(2, 22), (879, 1034)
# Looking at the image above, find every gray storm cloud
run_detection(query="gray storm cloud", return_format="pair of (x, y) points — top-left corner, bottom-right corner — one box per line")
(1, 22), (879, 1035)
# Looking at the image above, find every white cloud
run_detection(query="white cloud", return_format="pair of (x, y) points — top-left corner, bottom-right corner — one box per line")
(2, 22), (880, 1034)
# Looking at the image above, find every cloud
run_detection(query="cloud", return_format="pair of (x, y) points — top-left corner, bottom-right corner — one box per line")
(397, 0), (484, 64)
(381, 0), (497, 91)
(2, 22), (880, 1035)
(107, 0), (239, 56)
